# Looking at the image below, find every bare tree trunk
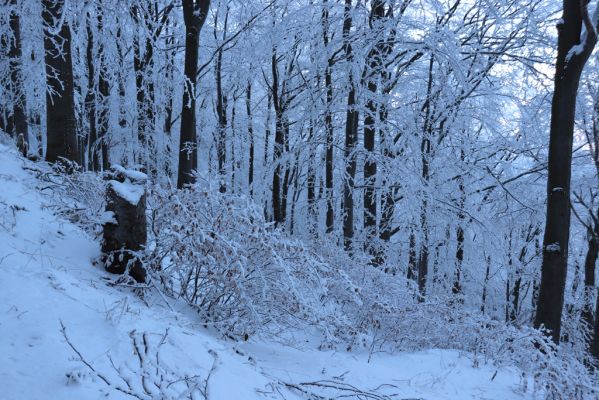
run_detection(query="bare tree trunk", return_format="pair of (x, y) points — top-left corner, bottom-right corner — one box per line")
(416, 53), (435, 301)
(43, 0), (78, 164)
(97, 4), (110, 171)
(215, 53), (227, 192)
(8, 0), (28, 144)
(115, 25), (128, 161)
(407, 230), (417, 281)
(592, 287), (599, 359)
(215, 8), (229, 193)
(584, 219), (598, 342)
(132, 9), (148, 166)
(481, 254), (491, 314)
(85, 13), (99, 171)
(453, 151), (466, 297)
(535, 0), (597, 344)
(177, 0), (210, 188)
(363, 1), (387, 249)
(322, 0), (334, 233)
(246, 82), (254, 196)
(271, 50), (283, 225)
(270, 46), (294, 226)
(342, 0), (357, 251)
(307, 120), (317, 235)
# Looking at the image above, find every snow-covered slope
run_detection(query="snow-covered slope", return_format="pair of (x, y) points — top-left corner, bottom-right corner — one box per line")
(0, 144), (532, 400)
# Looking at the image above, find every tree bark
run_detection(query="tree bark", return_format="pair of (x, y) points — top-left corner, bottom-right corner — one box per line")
(177, 0), (210, 188)
(8, 0), (28, 144)
(342, 0), (358, 251)
(214, 8), (229, 193)
(102, 168), (148, 283)
(43, 0), (78, 164)
(97, 3), (110, 171)
(585, 219), (599, 352)
(453, 150), (466, 297)
(322, 0), (334, 233)
(362, 1), (386, 245)
(534, 0), (597, 343)
(85, 13), (99, 171)
(246, 82), (254, 196)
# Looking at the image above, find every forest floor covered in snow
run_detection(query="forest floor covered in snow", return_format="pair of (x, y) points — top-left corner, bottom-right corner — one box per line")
(0, 143), (537, 399)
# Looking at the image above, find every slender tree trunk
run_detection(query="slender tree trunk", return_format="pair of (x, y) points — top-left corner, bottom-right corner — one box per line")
(85, 14), (99, 171)
(215, 47), (227, 192)
(246, 82), (254, 196)
(264, 92), (272, 165)
(271, 48), (291, 226)
(115, 25), (128, 160)
(453, 150), (466, 297)
(407, 229), (417, 281)
(363, 1), (386, 249)
(263, 92), (273, 220)
(132, 14), (147, 166)
(97, 6), (110, 171)
(8, 0), (28, 144)
(230, 99), (236, 192)
(363, 87), (377, 241)
(592, 286), (599, 359)
(322, 0), (334, 233)
(417, 197), (429, 302)
(534, 0), (597, 344)
(215, 8), (229, 193)
(163, 20), (177, 180)
(307, 120), (317, 235)
(416, 53), (435, 301)
(342, 0), (357, 251)
(481, 255), (491, 314)
(177, 0), (210, 188)
(584, 218), (598, 343)
(43, 0), (78, 164)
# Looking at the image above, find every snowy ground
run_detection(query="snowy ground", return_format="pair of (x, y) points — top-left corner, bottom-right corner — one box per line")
(0, 143), (533, 400)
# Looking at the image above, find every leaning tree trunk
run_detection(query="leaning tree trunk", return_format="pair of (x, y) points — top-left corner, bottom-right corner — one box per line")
(534, 0), (597, 344)
(42, 0), (78, 164)
(177, 0), (210, 188)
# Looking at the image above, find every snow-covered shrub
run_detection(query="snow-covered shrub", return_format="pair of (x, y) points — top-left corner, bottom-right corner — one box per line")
(146, 185), (431, 346)
(30, 160), (106, 237)
(146, 186), (350, 338)
(46, 172), (597, 398)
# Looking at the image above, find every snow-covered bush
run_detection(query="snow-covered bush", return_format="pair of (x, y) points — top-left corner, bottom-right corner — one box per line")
(28, 160), (106, 237)
(43, 170), (597, 398)
(146, 186), (353, 339)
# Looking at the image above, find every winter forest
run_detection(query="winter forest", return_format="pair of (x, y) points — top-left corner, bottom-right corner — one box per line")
(2, 0), (599, 398)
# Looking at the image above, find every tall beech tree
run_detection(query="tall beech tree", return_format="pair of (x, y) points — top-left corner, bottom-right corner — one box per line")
(362, 0), (386, 247)
(177, 0), (210, 188)
(322, 0), (334, 233)
(342, 0), (357, 251)
(534, 0), (598, 343)
(42, 0), (78, 164)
